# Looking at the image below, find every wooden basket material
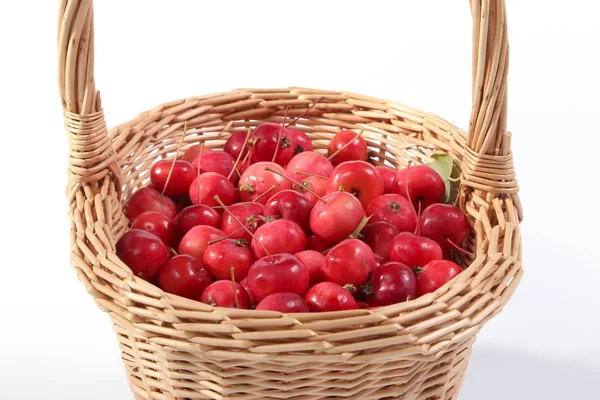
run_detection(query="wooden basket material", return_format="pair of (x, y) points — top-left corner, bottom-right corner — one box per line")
(58, 1), (523, 399)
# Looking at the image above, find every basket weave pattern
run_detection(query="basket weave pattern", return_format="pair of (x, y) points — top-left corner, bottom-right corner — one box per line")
(58, 1), (522, 399)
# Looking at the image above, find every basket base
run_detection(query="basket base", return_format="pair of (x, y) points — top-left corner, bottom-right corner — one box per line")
(122, 341), (472, 400)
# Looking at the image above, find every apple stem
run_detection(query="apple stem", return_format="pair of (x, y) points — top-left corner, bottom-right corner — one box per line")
(264, 167), (327, 204)
(228, 128), (252, 180)
(160, 122), (188, 198)
(252, 185), (278, 203)
(196, 142), (205, 204)
(214, 195), (274, 263)
(285, 96), (324, 127)
(233, 164), (243, 179)
(446, 237), (473, 256)
(272, 106), (290, 163)
(237, 137), (256, 171)
(294, 171), (328, 180)
(321, 245), (335, 255)
(328, 130), (364, 161)
(207, 217), (259, 245)
(349, 216), (372, 239)
(248, 140), (256, 160)
(230, 267), (240, 309)
(169, 247), (178, 257)
(207, 215), (277, 245)
(416, 200), (422, 235)
(453, 194), (460, 207)
(404, 161), (420, 236)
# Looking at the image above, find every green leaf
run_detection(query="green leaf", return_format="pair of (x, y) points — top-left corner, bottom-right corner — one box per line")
(427, 153), (461, 203)
(428, 154), (453, 180)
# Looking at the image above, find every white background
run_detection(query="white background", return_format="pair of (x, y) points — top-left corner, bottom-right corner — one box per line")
(1, 0), (599, 399)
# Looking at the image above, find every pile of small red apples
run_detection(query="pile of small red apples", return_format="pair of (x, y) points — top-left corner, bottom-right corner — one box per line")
(118, 121), (470, 313)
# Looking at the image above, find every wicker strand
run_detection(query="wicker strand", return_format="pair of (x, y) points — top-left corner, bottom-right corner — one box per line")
(460, 146), (518, 194)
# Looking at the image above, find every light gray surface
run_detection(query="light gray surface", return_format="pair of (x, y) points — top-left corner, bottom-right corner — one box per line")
(463, 345), (600, 399)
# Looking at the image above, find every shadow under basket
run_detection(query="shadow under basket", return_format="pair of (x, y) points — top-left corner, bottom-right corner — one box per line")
(58, 1), (523, 399)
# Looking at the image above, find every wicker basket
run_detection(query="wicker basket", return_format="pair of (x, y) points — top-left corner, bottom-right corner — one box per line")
(58, 1), (523, 399)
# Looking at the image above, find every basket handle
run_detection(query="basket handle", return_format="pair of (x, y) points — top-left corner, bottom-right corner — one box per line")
(58, 0), (118, 186)
(58, 0), (513, 187)
(461, 0), (517, 198)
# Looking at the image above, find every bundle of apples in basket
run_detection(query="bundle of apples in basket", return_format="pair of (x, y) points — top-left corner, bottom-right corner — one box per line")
(118, 117), (470, 313)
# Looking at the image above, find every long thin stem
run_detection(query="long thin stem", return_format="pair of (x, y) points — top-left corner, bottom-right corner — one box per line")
(207, 214), (278, 245)
(252, 185), (277, 203)
(161, 122), (188, 197)
(196, 142), (204, 204)
(272, 106), (290, 163)
(294, 171), (328, 180)
(264, 167), (326, 203)
(285, 96), (324, 127)
(207, 221), (254, 245)
(231, 267), (240, 309)
(233, 164), (243, 179)
(214, 195), (274, 263)
(321, 245), (335, 255)
(328, 130), (364, 161)
(447, 238), (473, 256)
(404, 161), (420, 236)
(416, 201), (422, 234)
(228, 128), (252, 180)
(349, 216), (372, 239)
(237, 137), (256, 174)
